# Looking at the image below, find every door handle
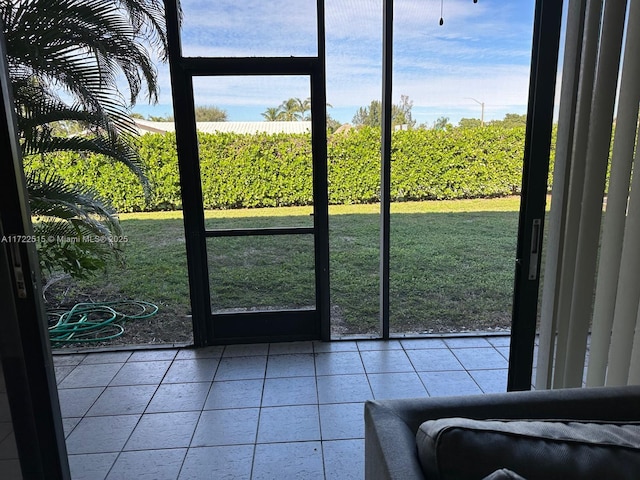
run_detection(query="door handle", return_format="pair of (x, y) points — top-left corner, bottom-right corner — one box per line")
(9, 242), (27, 298)
(528, 218), (542, 280)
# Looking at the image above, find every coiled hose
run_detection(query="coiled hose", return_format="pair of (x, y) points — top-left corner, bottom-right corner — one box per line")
(48, 300), (158, 345)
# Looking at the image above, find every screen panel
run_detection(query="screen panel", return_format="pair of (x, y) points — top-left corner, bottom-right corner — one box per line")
(181, 0), (318, 58)
(208, 234), (316, 313)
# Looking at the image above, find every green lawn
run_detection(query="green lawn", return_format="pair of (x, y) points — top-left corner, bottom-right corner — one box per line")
(73, 197), (522, 340)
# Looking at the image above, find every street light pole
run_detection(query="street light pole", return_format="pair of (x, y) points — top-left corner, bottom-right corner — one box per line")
(465, 97), (485, 126)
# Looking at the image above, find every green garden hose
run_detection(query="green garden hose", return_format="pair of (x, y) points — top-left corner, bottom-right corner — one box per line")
(48, 300), (158, 345)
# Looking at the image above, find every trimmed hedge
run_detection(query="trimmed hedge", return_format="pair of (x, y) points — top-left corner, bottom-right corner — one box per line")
(25, 126), (541, 213)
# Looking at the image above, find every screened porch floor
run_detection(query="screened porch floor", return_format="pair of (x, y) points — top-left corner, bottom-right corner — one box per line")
(54, 335), (522, 479)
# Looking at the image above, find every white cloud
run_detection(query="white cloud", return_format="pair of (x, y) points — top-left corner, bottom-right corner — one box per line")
(395, 67), (531, 107)
(142, 0), (536, 122)
(180, 0), (318, 56)
(191, 76), (311, 107)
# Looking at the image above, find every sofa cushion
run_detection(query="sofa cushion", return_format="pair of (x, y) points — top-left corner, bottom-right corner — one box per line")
(416, 418), (640, 480)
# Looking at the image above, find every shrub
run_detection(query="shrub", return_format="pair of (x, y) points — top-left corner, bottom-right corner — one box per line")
(25, 126), (535, 212)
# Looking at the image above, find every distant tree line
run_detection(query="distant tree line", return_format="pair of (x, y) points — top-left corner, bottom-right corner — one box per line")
(352, 94), (416, 129)
(458, 113), (527, 129)
(133, 105), (228, 122)
(350, 96), (526, 131)
(136, 95), (526, 133)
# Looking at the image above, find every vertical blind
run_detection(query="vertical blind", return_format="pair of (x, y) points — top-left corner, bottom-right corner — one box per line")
(537, 0), (640, 389)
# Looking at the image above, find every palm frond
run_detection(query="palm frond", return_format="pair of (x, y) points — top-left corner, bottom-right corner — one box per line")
(27, 171), (122, 239)
(116, 0), (170, 60)
(0, 0), (172, 278)
(3, 0), (160, 105)
(14, 78), (149, 192)
(25, 134), (148, 190)
(28, 170), (124, 278)
(14, 78), (129, 134)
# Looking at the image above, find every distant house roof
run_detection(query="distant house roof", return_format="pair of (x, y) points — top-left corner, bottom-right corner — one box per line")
(134, 119), (312, 135)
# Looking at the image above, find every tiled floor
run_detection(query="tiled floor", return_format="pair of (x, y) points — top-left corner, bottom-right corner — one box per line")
(54, 336), (513, 479)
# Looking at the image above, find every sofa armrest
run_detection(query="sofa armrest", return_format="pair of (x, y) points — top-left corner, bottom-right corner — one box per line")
(364, 385), (640, 480)
(365, 400), (427, 480)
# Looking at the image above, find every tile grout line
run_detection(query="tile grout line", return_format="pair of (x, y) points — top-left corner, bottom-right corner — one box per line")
(101, 357), (159, 480)
(75, 349), (209, 479)
(355, 342), (380, 403)
(174, 351), (223, 480)
(249, 344), (271, 479)
(312, 344), (329, 480)
(448, 347), (487, 393)
(61, 357), (131, 453)
(403, 343), (433, 397)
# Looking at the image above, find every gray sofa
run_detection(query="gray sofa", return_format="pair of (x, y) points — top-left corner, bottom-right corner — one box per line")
(364, 385), (640, 479)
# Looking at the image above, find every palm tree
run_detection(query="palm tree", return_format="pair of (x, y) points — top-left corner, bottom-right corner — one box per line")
(265, 97), (331, 122)
(1, 0), (171, 277)
(278, 98), (304, 121)
(293, 97), (311, 121)
(261, 107), (284, 121)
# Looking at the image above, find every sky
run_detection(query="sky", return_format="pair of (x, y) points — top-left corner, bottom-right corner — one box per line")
(133, 0), (538, 126)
